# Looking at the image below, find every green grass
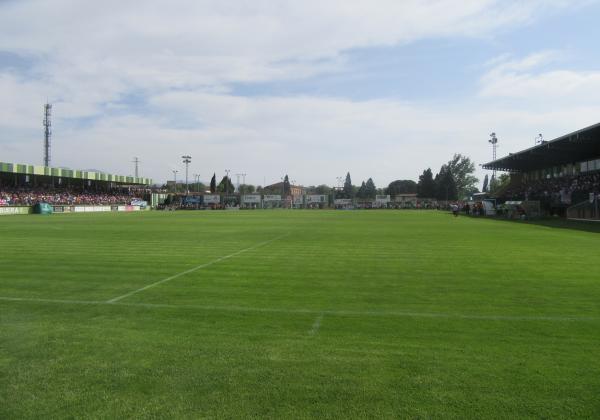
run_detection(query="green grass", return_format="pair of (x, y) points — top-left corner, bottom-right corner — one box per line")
(1, 210), (599, 419)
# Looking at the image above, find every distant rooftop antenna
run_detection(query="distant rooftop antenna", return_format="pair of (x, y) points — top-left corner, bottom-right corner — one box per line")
(43, 103), (52, 167)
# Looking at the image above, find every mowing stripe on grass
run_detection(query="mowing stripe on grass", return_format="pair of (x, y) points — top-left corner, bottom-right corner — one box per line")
(106, 233), (289, 303)
(1, 296), (598, 322)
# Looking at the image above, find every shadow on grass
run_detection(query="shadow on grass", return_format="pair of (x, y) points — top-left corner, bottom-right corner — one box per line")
(475, 215), (600, 234)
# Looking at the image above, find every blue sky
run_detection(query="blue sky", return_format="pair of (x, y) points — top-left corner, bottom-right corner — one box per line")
(1, 0), (600, 187)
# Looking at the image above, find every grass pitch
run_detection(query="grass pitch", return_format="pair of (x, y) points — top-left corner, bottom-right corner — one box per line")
(1, 210), (599, 418)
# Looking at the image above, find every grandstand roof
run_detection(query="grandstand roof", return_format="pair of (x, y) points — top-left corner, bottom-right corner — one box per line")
(482, 122), (600, 172)
(0, 161), (152, 185)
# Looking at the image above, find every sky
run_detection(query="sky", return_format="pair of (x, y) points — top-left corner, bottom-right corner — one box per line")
(1, 0), (600, 188)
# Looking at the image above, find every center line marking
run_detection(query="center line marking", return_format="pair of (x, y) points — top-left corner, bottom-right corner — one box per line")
(106, 233), (289, 303)
(309, 314), (324, 336)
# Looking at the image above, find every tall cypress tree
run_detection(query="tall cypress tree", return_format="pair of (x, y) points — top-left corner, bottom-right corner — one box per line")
(417, 168), (436, 198)
(210, 173), (217, 193)
(283, 175), (291, 195)
(357, 181), (367, 199)
(365, 178), (377, 199)
(343, 172), (353, 198)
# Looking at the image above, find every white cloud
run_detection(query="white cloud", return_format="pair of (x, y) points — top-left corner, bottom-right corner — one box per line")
(480, 51), (600, 99)
(1, 1), (599, 187)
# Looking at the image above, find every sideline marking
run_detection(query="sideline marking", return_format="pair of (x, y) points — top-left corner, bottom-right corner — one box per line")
(1, 296), (598, 322)
(309, 314), (324, 336)
(106, 233), (289, 303)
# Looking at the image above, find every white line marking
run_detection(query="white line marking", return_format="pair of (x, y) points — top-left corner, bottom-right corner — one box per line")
(1, 296), (598, 322)
(309, 314), (324, 335)
(106, 233), (289, 303)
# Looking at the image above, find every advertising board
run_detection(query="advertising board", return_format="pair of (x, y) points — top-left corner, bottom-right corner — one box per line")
(263, 195), (281, 202)
(334, 199), (352, 205)
(242, 194), (261, 204)
(0, 206), (31, 215)
(375, 195), (391, 204)
(203, 194), (220, 204)
(306, 195), (326, 203)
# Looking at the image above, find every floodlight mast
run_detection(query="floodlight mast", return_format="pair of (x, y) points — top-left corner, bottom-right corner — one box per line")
(182, 155), (192, 193)
(225, 169), (231, 195)
(172, 169), (179, 192)
(132, 157), (140, 178)
(235, 173), (242, 192)
(43, 103), (52, 167)
(488, 132), (499, 177)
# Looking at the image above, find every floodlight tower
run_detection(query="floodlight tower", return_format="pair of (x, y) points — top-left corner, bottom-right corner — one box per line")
(132, 157), (140, 178)
(224, 169), (231, 194)
(43, 103), (52, 167)
(235, 173), (242, 192)
(182, 155), (192, 192)
(172, 169), (178, 192)
(194, 174), (200, 192)
(488, 132), (499, 177)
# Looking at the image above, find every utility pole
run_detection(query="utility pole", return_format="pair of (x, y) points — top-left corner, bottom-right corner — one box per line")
(43, 103), (52, 167)
(132, 157), (140, 178)
(182, 155), (191, 193)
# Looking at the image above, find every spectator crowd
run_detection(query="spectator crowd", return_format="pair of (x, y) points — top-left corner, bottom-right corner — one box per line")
(502, 172), (600, 206)
(0, 188), (142, 206)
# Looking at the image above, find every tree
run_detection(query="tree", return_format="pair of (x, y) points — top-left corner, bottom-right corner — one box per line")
(210, 173), (217, 193)
(445, 154), (479, 198)
(343, 172), (353, 198)
(217, 176), (234, 194)
(314, 184), (331, 195)
(417, 169), (436, 198)
(190, 182), (207, 193)
(435, 166), (458, 201)
(365, 178), (377, 199)
(490, 173), (510, 195)
(283, 175), (291, 195)
(356, 181), (367, 199)
(482, 174), (489, 193)
(239, 184), (255, 194)
(386, 180), (417, 197)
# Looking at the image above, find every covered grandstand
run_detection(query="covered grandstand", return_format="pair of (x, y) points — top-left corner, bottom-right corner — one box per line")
(482, 122), (600, 218)
(0, 161), (152, 212)
(0, 161), (152, 189)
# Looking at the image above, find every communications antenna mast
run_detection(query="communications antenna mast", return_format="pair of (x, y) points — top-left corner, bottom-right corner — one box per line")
(43, 103), (52, 167)
(132, 157), (140, 178)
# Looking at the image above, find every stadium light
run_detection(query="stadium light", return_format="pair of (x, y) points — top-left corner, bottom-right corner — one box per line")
(488, 132), (499, 177)
(172, 170), (178, 193)
(182, 156), (192, 193)
(194, 174), (200, 193)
